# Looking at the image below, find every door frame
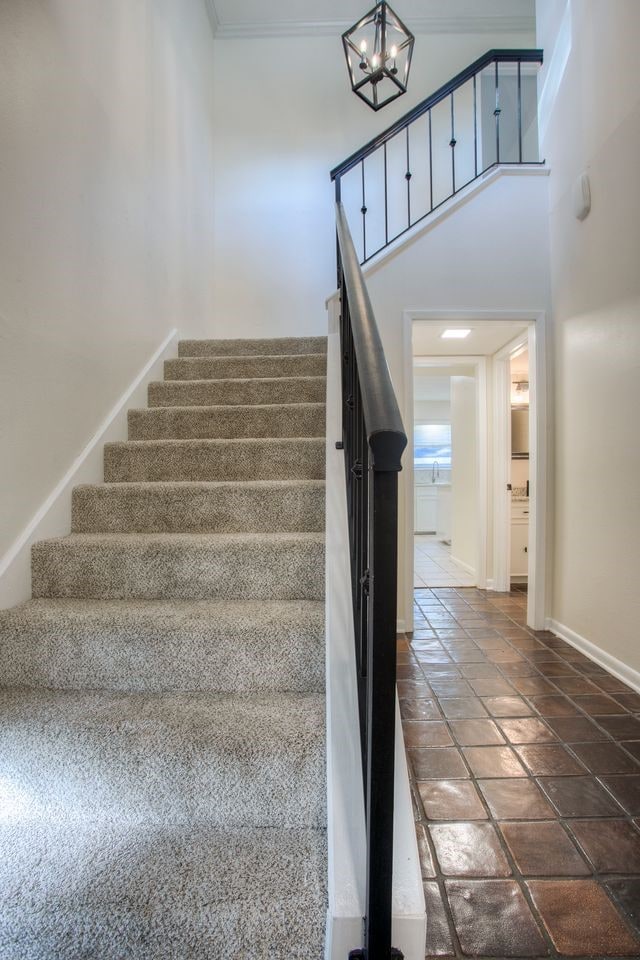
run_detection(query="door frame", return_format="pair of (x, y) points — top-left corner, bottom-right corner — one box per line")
(492, 331), (529, 595)
(402, 309), (548, 633)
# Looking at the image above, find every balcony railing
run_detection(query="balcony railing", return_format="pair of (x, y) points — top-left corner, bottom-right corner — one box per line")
(331, 49), (544, 264)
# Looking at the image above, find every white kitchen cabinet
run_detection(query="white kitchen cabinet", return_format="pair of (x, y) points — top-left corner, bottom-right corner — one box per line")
(510, 501), (529, 576)
(415, 486), (437, 533)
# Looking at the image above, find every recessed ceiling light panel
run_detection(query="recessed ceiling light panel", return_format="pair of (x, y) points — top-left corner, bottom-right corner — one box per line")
(441, 329), (472, 339)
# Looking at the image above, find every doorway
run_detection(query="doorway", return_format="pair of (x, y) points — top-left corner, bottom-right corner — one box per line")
(412, 360), (485, 590)
(402, 310), (548, 633)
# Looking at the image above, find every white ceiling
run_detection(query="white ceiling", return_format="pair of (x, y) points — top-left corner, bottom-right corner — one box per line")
(206, 0), (535, 38)
(412, 319), (529, 357)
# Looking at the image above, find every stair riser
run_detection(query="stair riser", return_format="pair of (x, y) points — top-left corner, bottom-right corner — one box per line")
(128, 405), (325, 440)
(165, 355), (326, 381)
(148, 376), (327, 407)
(0, 603), (325, 693)
(0, 693), (325, 828)
(32, 538), (325, 600)
(72, 483), (325, 534)
(104, 439), (325, 482)
(179, 336), (327, 357)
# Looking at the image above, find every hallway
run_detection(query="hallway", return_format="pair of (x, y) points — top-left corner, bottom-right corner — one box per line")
(414, 535), (476, 589)
(401, 587), (640, 958)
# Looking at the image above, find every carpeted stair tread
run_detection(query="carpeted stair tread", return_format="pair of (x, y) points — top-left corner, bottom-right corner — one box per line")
(165, 353), (326, 381)
(72, 480), (325, 533)
(104, 437), (325, 482)
(31, 532), (325, 600)
(0, 598), (325, 692)
(128, 402), (325, 440)
(0, 822), (327, 959)
(179, 335), (327, 357)
(3, 332), (328, 953)
(148, 375), (327, 407)
(0, 688), (325, 827)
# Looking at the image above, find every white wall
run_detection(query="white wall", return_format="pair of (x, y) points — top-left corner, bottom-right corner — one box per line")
(210, 30), (535, 338)
(0, 0), (216, 563)
(414, 400), (451, 422)
(511, 458), (530, 488)
(537, 0), (640, 674)
(451, 376), (478, 571)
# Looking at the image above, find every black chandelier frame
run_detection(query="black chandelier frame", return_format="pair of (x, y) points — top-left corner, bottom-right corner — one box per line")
(342, 1), (415, 111)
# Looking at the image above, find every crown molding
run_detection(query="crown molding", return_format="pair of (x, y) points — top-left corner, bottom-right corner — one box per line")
(204, 0), (220, 37)
(212, 15), (535, 40)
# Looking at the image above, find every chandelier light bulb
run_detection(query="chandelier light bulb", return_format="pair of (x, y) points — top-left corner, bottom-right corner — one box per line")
(359, 39), (368, 70)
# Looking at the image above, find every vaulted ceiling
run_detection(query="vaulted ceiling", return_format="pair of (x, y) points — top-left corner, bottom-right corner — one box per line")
(206, 0), (535, 38)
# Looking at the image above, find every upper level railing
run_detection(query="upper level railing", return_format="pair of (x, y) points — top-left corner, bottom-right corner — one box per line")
(335, 200), (407, 960)
(331, 49), (544, 264)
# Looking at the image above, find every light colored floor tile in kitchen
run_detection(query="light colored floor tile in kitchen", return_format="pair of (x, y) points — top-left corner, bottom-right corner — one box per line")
(413, 534), (476, 588)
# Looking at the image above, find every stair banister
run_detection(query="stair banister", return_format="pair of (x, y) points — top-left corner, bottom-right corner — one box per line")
(335, 199), (407, 960)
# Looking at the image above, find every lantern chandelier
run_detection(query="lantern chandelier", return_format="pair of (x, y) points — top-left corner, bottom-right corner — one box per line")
(342, 0), (415, 111)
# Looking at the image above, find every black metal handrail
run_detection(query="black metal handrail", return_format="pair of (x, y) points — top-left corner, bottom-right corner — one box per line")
(335, 200), (407, 960)
(331, 49), (543, 263)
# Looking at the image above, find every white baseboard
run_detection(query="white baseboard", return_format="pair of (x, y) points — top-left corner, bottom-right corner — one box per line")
(397, 619), (407, 634)
(546, 618), (640, 694)
(0, 328), (179, 609)
(450, 555), (476, 577)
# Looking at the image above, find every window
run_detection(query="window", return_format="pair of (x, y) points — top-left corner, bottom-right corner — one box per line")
(414, 423), (452, 468)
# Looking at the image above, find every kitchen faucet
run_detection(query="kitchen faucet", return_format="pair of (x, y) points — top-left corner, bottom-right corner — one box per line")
(431, 460), (440, 483)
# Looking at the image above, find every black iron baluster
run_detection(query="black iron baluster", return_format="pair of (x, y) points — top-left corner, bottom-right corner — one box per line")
(355, 386), (365, 695)
(405, 126), (411, 227)
(361, 433), (369, 693)
(384, 142), (389, 247)
(428, 108), (433, 212)
(359, 395), (369, 763)
(354, 379), (364, 685)
(518, 59), (523, 163)
(361, 161), (367, 263)
(449, 91), (457, 194)
(335, 181), (343, 290)
(350, 336), (357, 603)
(494, 60), (501, 164)
(473, 73), (478, 177)
(339, 260), (346, 430)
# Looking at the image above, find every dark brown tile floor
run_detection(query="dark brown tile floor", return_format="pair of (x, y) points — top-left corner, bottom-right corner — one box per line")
(402, 585), (640, 959)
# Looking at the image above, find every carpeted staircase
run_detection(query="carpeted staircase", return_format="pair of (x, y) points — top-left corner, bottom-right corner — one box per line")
(0, 336), (328, 958)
